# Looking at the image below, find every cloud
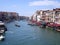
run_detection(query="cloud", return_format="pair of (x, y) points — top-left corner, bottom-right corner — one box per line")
(29, 0), (60, 7)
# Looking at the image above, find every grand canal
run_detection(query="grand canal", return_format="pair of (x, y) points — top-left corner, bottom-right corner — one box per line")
(0, 21), (60, 45)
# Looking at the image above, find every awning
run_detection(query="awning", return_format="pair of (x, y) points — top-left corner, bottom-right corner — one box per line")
(31, 20), (36, 23)
(36, 22), (41, 26)
(55, 23), (60, 27)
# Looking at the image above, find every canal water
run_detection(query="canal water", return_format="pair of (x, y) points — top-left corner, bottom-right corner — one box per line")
(0, 21), (60, 45)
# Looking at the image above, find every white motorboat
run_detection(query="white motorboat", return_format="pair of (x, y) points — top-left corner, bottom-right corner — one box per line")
(0, 21), (7, 31)
(0, 30), (5, 34)
(28, 21), (32, 25)
(0, 35), (5, 41)
(15, 21), (20, 27)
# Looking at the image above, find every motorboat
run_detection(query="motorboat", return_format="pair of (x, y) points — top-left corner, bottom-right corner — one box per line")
(0, 35), (5, 41)
(15, 24), (20, 27)
(0, 21), (7, 41)
(28, 21), (32, 25)
(56, 29), (60, 32)
(15, 21), (20, 27)
(56, 27), (60, 32)
(0, 29), (5, 34)
(0, 23), (7, 32)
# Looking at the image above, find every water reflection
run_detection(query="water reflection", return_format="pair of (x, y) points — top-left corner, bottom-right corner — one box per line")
(0, 21), (60, 45)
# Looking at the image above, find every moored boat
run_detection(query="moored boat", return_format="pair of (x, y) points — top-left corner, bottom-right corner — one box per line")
(56, 26), (60, 32)
(56, 28), (60, 32)
(28, 21), (32, 25)
(0, 21), (7, 32)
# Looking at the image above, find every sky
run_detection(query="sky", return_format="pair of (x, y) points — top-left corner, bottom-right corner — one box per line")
(0, 0), (60, 16)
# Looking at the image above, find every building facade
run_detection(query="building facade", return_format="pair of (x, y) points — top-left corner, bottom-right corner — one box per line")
(30, 8), (60, 26)
(0, 12), (19, 22)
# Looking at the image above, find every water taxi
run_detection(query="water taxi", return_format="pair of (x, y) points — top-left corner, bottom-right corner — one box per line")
(15, 21), (20, 27)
